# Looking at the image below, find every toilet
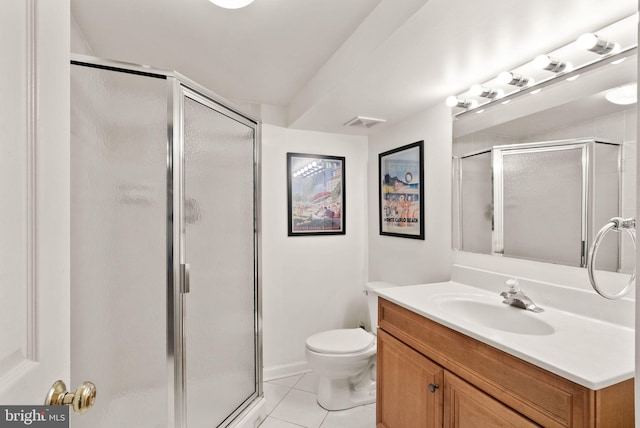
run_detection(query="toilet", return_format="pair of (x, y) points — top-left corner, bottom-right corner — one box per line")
(304, 281), (398, 411)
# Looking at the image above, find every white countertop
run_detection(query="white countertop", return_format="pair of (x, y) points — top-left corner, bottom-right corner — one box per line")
(374, 281), (634, 390)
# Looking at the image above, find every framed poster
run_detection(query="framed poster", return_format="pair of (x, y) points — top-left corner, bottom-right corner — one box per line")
(287, 152), (345, 236)
(379, 141), (424, 239)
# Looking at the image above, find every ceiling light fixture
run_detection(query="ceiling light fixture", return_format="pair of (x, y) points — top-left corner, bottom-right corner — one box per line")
(497, 71), (534, 87)
(469, 84), (504, 99)
(576, 33), (620, 55)
(605, 83), (637, 105)
(445, 96), (477, 109)
(532, 55), (572, 73)
(208, 0), (255, 9)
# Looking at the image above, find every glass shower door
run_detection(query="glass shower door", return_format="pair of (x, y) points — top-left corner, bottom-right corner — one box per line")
(181, 90), (258, 427)
(70, 64), (168, 427)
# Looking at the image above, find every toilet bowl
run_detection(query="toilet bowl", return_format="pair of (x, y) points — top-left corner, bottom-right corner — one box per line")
(304, 281), (398, 411)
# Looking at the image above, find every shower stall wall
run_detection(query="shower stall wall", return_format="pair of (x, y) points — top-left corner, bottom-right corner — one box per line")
(70, 55), (262, 428)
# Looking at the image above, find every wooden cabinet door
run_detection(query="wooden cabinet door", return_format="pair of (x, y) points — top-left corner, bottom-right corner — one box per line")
(444, 371), (541, 428)
(377, 329), (443, 428)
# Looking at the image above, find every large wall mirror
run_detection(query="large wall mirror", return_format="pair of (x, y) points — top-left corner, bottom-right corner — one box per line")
(452, 24), (637, 274)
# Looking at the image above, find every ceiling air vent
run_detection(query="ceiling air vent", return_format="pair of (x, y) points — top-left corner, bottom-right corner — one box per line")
(344, 116), (386, 128)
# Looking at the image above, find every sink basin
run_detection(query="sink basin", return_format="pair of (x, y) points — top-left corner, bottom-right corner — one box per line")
(435, 296), (555, 336)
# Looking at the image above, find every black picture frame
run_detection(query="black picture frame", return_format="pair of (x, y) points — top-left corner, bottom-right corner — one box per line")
(379, 141), (424, 240)
(287, 152), (346, 236)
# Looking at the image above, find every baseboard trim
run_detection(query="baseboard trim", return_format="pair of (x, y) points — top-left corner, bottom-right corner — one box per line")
(263, 361), (311, 381)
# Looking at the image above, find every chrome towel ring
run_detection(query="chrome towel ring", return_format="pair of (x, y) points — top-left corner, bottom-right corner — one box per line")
(587, 217), (636, 300)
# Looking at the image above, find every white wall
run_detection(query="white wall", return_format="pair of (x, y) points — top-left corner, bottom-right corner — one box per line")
(367, 104), (453, 285)
(261, 124), (369, 378)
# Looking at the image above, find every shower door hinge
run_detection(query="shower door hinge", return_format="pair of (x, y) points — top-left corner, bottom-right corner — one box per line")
(180, 263), (190, 294)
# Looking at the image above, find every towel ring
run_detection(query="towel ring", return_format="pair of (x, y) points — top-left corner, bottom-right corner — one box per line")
(587, 217), (636, 300)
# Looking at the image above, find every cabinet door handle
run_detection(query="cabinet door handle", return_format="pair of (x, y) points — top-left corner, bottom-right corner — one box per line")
(428, 383), (439, 393)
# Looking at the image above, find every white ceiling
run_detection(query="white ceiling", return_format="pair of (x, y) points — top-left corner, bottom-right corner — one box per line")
(71, 0), (637, 135)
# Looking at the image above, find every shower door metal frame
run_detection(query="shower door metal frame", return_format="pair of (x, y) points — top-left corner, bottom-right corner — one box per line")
(70, 54), (263, 428)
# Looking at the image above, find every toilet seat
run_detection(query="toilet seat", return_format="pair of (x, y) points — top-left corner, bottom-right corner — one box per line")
(305, 328), (374, 354)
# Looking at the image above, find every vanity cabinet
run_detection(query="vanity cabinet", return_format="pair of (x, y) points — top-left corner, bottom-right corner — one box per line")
(376, 298), (634, 428)
(377, 328), (443, 427)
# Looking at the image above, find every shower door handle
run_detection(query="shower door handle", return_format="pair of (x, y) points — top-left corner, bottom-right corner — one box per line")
(181, 263), (190, 294)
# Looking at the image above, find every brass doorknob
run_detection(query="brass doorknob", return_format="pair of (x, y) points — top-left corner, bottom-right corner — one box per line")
(45, 380), (97, 414)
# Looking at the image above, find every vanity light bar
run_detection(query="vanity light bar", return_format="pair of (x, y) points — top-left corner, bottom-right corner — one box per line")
(445, 13), (636, 114)
(451, 45), (637, 118)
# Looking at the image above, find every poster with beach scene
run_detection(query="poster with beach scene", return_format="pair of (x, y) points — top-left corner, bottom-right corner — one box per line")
(287, 153), (345, 236)
(379, 141), (424, 239)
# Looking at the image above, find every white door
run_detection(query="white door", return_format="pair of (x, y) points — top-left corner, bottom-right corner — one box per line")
(0, 0), (71, 407)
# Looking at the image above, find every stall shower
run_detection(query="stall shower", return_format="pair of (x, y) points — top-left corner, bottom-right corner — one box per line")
(70, 56), (262, 427)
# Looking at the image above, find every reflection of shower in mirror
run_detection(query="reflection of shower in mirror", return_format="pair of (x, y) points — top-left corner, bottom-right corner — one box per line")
(451, 45), (636, 275)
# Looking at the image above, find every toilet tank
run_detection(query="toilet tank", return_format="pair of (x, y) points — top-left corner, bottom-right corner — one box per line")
(364, 281), (399, 332)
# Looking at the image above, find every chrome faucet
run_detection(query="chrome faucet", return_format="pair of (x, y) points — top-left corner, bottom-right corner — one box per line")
(500, 279), (544, 313)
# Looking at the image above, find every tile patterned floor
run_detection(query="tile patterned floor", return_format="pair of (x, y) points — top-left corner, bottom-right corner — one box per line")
(261, 372), (376, 428)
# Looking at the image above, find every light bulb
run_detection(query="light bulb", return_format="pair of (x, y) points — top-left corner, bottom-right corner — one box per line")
(532, 55), (551, 69)
(445, 96), (460, 107)
(576, 33), (620, 55)
(576, 33), (598, 50)
(497, 72), (514, 85)
(208, 0), (255, 9)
